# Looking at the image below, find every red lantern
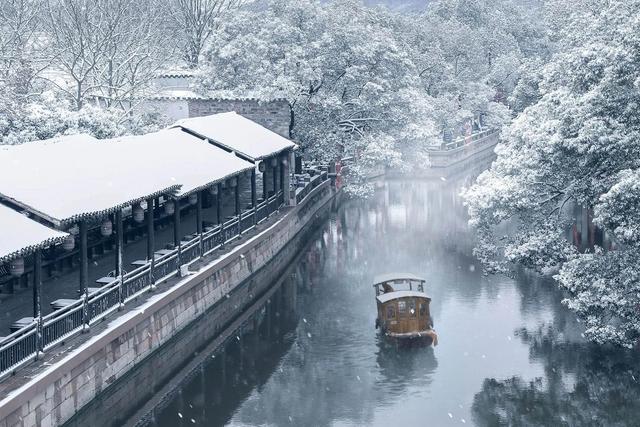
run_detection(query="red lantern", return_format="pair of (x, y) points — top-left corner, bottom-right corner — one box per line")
(9, 257), (25, 277)
(164, 200), (175, 215)
(100, 219), (113, 237)
(62, 235), (75, 251)
(133, 205), (145, 223)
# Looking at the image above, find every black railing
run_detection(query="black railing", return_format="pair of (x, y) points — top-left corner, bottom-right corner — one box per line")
(0, 176), (330, 378)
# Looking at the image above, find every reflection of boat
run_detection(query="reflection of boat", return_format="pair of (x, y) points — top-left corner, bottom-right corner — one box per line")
(373, 273), (438, 346)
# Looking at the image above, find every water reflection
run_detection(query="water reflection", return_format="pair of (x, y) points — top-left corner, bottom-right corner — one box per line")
(133, 180), (640, 427)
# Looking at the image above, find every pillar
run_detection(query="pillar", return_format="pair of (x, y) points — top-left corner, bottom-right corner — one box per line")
(284, 151), (293, 205)
(251, 169), (257, 224)
(173, 197), (182, 269)
(32, 249), (42, 318)
(33, 248), (43, 355)
(146, 198), (155, 288)
(79, 220), (88, 294)
(235, 176), (241, 236)
(262, 164), (268, 200)
(280, 154), (286, 194)
(272, 161), (278, 196)
(217, 183), (224, 245)
(116, 210), (124, 307)
(196, 191), (203, 253)
(173, 198), (181, 248)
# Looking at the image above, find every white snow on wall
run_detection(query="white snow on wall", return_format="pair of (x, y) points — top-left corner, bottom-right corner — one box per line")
(0, 204), (68, 262)
(173, 111), (297, 161)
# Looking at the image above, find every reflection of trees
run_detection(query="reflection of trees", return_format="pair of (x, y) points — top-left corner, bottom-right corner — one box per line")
(472, 323), (640, 426)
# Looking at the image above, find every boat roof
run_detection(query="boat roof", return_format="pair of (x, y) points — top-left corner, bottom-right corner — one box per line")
(373, 273), (425, 286)
(376, 290), (431, 304)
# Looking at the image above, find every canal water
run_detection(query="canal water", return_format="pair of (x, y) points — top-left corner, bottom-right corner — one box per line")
(129, 180), (640, 427)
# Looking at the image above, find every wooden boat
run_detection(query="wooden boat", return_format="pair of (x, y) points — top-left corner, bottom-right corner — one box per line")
(374, 273), (438, 346)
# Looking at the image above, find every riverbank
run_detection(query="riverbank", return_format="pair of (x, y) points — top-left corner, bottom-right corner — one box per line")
(0, 179), (337, 427)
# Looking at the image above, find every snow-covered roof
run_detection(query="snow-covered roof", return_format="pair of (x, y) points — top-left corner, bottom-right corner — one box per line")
(173, 111), (297, 162)
(110, 128), (254, 197)
(0, 134), (180, 226)
(373, 273), (425, 285)
(376, 290), (430, 304)
(0, 204), (68, 262)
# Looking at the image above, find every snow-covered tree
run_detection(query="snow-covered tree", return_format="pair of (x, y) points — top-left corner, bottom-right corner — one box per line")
(464, 0), (640, 347)
(197, 0), (440, 190)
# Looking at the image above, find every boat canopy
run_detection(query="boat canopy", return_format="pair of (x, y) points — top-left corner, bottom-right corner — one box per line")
(373, 273), (425, 286)
(376, 290), (431, 304)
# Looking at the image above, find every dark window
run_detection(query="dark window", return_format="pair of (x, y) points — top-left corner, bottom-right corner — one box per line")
(386, 305), (395, 319)
(408, 300), (417, 317)
(397, 300), (407, 316)
(419, 303), (427, 316)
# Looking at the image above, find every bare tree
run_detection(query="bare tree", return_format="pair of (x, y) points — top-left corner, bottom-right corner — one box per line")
(170, 0), (244, 68)
(44, 0), (107, 110)
(0, 0), (43, 107)
(94, 0), (173, 109)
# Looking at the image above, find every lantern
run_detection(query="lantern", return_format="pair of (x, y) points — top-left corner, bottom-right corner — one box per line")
(209, 185), (218, 196)
(164, 200), (175, 215)
(9, 257), (25, 277)
(270, 157), (277, 167)
(258, 162), (266, 173)
(188, 193), (198, 205)
(230, 178), (237, 188)
(100, 219), (113, 236)
(68, 225), (79, 236)
(282, 157), (288, 166)
(62, 235), (75, 251)
(133, 204), (145, 223)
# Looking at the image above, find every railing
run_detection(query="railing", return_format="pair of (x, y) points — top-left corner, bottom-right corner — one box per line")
(0, 177), (327, 379)
(428, 130), (499, 168)
(434, 129), (495, 151)
(0, 322), (38, 373)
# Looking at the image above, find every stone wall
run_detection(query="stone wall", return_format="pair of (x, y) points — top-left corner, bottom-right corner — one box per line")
(0, 182), (334, 427)
(188, 99), (291, 137)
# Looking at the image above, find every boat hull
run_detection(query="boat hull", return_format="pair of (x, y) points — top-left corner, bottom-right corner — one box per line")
(383, 329), (438, 346)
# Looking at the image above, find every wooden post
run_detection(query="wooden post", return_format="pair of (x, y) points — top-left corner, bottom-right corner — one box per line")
(251, 169), (257, 225)
(280, 155), (285, 194)
(80, 220), (89, 330)
(32, 250), (41, 318)
(33, 249), (43, 356)
(174, 197), (182, 267)
(262, 166), (268, 200)
(116, 210), (124, 309)
(146, 198), (155, 290)
(217, 183), (224, 245)
(235, 176), (241, 236)
(196, 191), (203, 255)
(272, 162), (278, 196)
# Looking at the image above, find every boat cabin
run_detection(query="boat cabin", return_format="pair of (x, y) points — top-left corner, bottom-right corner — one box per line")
(374, 273), (435, 342)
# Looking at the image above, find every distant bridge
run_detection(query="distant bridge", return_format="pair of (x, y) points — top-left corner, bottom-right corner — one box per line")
(424, 130), (499, 179)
